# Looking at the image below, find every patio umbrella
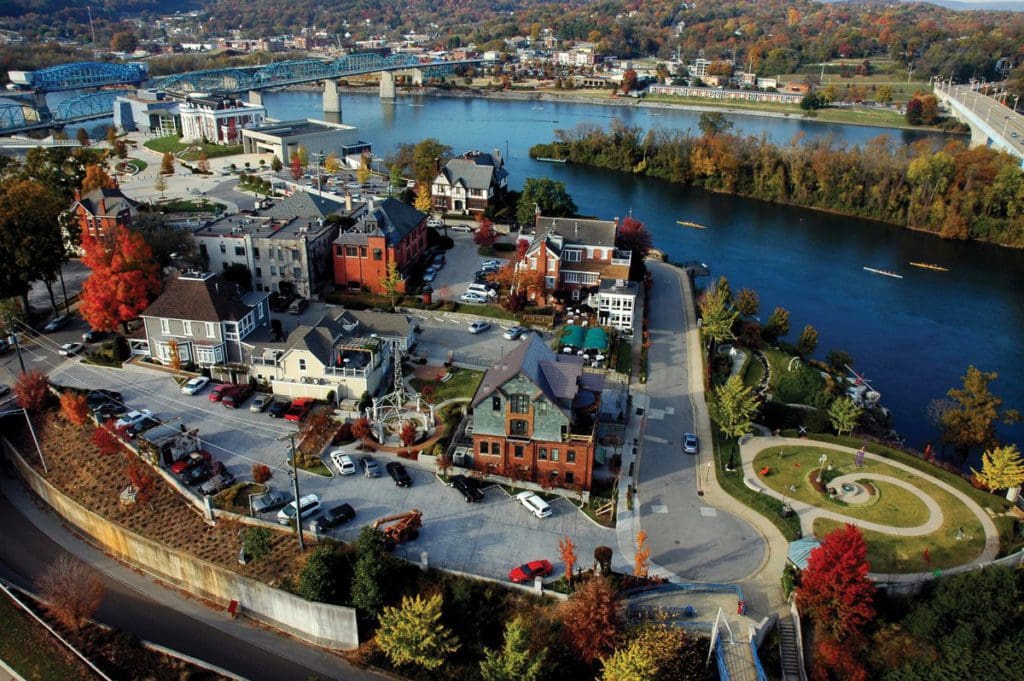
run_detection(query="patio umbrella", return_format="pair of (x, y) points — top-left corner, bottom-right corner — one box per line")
(583, 327), (609, 350)
(562, 325), (585, 348)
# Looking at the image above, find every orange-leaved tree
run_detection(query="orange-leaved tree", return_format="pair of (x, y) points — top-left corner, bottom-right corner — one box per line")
(125, 460), (156, 504)
(558, 575), (621, 663)
(80, 164), (116, 193)
(558, 535), (578, 586)
(80, 225), (162, 333)
(14, 370), (50, 411)
(634, 530), (650, 578)
(352, 416), (372, 441)
(91, 420), (125, 457)
(59, 392), (90, 427)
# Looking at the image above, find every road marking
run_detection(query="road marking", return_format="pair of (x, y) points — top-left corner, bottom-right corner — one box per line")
(664, 406), (675, 415)
(650, 504), (669, 514)
(648, 408), (665, 420)
(699, 507), (718, 518)
(644, 435), (668, 444)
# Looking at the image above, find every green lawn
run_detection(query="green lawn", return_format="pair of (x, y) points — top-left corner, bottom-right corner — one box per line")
(411, 367), (484, 404)
(753, 446), (931, 527)
(742, 351), (764, 388)
(143, 135), (243, 161)
(763, 347), (825, 404)
(0, 590), (96, 681)
(614, 338), (632, 375)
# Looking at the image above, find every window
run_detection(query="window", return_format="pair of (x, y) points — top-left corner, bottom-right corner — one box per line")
(159, 319), (170, 334)
(205, 322), (215, 337)
(538, 447), (547, 460)
(565, 471), (574, 484)
(254, 247), (260, 259)
(510, 394), (530, 414)
(567, 450), (576, 463)
(360, 246), (367, 257)
(373, 248), (383, 261)
(492, 395), (501, 411)
(345, 246), (358, 257)
(479, 441), (489, 455)
(551, 448), (559, 462)
(563, 248), (581, 262)
(336, 246), (344, 257)
(293, 267), (302, 278)
(255, 267), (262, 277)
(219, 243), (226, 254)
(182, 321), (192, 337)
(291, 249), (300, 261)
(514, 445), (524, 459)
(270, 266), (277, 276)
(234, 246), (245, 256)
(509, 419), (528, 437)
(298, 358), (307, 372)
(490, 442), (501, 455)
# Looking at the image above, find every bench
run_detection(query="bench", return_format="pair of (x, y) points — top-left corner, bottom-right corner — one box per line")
(743, 477), (765, 494)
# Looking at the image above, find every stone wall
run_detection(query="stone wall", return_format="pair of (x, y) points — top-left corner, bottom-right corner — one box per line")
(3, 439), (359, 651)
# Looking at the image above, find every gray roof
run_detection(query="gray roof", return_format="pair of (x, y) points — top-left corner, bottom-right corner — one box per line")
(261, 192), (347, 221)
(338, 309), (411, 339)
(440, 153), (508, 191)
(76, 187), (136, 217)
(252, 309), (409, 363)
(471, 334), (586, 416)
(367, 199), (425, 247)
(535, 216), (618, 248)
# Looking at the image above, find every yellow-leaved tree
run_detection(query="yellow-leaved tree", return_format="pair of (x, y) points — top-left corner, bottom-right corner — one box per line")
(376, 593), (459, 670)
(972, 445), (1024, 500)
(414, 182), (433, 213)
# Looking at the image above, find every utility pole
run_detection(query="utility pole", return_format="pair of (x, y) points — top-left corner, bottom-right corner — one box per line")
(6, 316), (26, 374)
(288, 433), (304, 551)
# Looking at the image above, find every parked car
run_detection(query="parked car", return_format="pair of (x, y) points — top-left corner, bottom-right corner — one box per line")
(86, 390), (122, 410)
(208, 384), (231, 402)
(169, 450), (212, 475)
(450, 223), (474, 233)
(503, 326), (527, 341)
(460, 291), (488, 304)
(267, 399), (290, 418)
(0, 384), (10, 398)
(92, 401), (127, 421)
(431, 254), (445, 268)
(386, 461), (412, 487)
(179, 462), (213, 487)
(468, 321), (491, 335)
(508, 559), (554, 584)
(115, 409), (153, 431)
(277, 493), (322, 525)
(251, 489), (292, 514)
(360, 454), (381, 478)
(466, 283), (498, 299)
(330, 450), (357, 475)
(312, 503), (356, 531)
(59, 342), (84, 356)
(451, 474), (484, 502)
(81, 330), (98, 343)
(181, 376), (210, 395)
(0, 338), (10, 354)
(249, 394), (272, 413)
(284, 397), (315, 422)
(43, 315), (71, 332)
(481, 259), (501, 269)
(426, 218), (444, 228)
(222, 384), (253, 408)
(683, 433), (699, 455)
(199, 469), (236, 496)
(472, 269), (492, 280)
(125, 414), (160, 438)
(516, 491), (552, 518)
(288, 297), (308, 315)
(422, 267), (438, 283)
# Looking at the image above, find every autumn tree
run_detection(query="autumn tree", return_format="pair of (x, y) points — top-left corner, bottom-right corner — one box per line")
(411, 137), (451, 185)
(559, 576), (621, 663)
(697, 277), (737, 348)
(352, 416), (372, 441)
(356, 152), (372, 185)
(376, 593), (460, 670)
(616, 215), (653, 261)
(36, 556), (104, 633)
(709, 374), (759, 439)
(972, 445), (1024, 497)
(167, 339), (182, 375)
(297, 409), (337, 467)
(400, 419), (417, 447)
(91, 421), (125, 457)
(80, 164), (116, 193)
(153, 172), (167, 198)
(474, 217), (497, 247)
(160, 152), (174, 175)
(76, 128), (90, 147)
(14, 369), (50, 411)
(762, 306), (791, 342)
(797, 324), (819, 356)
(110, 30), (138, 52)
(294, 146), (308, 168)
(602, 624), (705, 681)
(414, 182), (433, 213)
(80, 226), (162, 333)
(290, 154), (303, 180)
(196, 152), (210, 175)
(125, 460), (156, 504)
(559, 535), (578, 586)
(59, 391), (90, 427)
(480, 615), (545, 681)
(324, 152), (341, 175)
(734, 288), (760, 317)
(621, 68), (637, 94)
(939, 366), (1019, 459)
(634, 530), (650, 578)
(828, 396), (863, 437)
(380, 261), (402, 308)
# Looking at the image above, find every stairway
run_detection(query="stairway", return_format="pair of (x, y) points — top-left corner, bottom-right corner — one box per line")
(778, 615), (805, 681)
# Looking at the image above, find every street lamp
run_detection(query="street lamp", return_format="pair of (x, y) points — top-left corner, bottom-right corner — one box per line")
(816, 453), (828, 484)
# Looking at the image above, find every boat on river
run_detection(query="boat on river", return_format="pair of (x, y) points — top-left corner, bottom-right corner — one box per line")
(535, 157), (567, 163)
(863, 266), (903, 279)
(676, 220), (707, 229)
(909, 262), (949, 272)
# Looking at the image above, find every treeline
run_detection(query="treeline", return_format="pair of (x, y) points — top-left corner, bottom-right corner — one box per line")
(530, 121), (1024, 247)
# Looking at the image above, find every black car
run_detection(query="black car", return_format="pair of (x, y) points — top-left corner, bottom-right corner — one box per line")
(313, 503), (356, 531)
(86, 389), (123, 410)
(125, 415), (160, 438)
(179, 463), (212, 486)
(452, 474), (485, 502)
(267, 399), (289, 418)
(386, 461), (412, 487)
(92, 401), (127, 422)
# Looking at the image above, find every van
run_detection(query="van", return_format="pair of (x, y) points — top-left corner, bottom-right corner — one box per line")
(466, 283), (497, 299)
(277, 493), (322, 525)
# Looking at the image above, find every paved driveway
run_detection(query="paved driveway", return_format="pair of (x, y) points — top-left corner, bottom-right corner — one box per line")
(430, 231), (511, 301)
(636, 262), (765, 582)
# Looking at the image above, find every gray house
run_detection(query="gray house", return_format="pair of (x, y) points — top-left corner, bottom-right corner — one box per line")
(132, 270), (270, 368)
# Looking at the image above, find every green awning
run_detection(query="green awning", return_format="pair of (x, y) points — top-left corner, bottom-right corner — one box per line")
(584, 328), (609, 350)
(562, 325), (585, 347)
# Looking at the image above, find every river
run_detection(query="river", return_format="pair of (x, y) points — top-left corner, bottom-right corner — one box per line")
(79, 89), (1024, 453)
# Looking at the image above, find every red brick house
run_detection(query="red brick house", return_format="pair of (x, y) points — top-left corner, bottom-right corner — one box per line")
(332, 198), (428, 294)
(469, 334), (604, 491)
(69, 186), (137, 241)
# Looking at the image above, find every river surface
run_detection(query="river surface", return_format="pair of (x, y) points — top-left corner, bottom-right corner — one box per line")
(79, 90), (1024, 453)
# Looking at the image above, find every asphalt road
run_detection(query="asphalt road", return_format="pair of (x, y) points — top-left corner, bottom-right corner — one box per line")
(944, 84), (1024, 154)
(0, 473), (384, 681)
(636, 262), (765, 582)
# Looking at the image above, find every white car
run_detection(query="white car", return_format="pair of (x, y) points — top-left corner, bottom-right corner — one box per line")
(115, 409), (153, 431)
(481, 259), (501, 269)
(460, 291), (488, 304)
(330, 450), (357, 475)
(59, 342), (84, 356)
(450, 224), (474, 233)
(503, 326), (527, 340)
(469, 320), (491, 334)
(516, 491), (552, 519)
(426, 218), (444, 228)
(181, 376), (210, 395)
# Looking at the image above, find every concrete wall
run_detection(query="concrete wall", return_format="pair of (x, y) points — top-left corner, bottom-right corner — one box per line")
(3, 439), (359, 651)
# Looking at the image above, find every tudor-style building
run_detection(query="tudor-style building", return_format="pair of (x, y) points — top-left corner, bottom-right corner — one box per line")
(431, 150), (509, 215)
(469, 334), (604, 491)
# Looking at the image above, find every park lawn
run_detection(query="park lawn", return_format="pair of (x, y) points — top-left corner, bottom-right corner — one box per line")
(143, 135), (242, 161)
(0, 590), (96, 681)
(753, 446), (931, 528)
(411, 367), (484, 404)
(812, 107), (915, 127)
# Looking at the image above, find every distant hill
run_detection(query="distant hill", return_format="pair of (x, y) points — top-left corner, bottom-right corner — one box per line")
(0, 0), (197, 17)
(906, 0), (1024, 10)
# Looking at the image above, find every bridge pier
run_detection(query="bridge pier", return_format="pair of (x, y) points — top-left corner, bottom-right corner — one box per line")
(323, 79), (341, 117)
(379, 71), (396, 100)
(248, 90), (264, 107)
(411, 69), (424, 87)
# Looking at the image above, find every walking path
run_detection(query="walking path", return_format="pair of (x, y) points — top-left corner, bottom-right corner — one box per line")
(739, 435), (1001, 582)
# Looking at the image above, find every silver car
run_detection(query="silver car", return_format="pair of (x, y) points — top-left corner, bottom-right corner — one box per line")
(250, 394), (272, 413)
(251, 489), (292, 514)
(360, 455), (381, 478)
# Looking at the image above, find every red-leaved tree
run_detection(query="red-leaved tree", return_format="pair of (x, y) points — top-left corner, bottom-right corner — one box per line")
(616, 215), (653, 259)
(125, 460), (156, 504)
(473, 217), (497, 247)
(14, 370), (50, 411)
(290, 154), (303, 180)
(91, 421), (125, 457)
(59, 392), (90, 427)
(80, 225), (163, 333)
(559, 535), (578, 586)
(352, 416), (372, 441)
(559, 575), (622, 663)
(400, 419), (417, 447)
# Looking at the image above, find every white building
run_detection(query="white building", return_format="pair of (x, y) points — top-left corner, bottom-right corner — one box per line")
(179, 94), (267, 145)
(241, 119), (371, 166)
(590, 279), (638, 333)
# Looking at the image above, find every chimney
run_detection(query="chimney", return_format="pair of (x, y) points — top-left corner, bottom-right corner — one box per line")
(493, 148), (502, 166)
(73, 188), (82, 202)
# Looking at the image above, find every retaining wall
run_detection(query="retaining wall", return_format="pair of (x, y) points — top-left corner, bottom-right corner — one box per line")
(3, 439), (359, 650)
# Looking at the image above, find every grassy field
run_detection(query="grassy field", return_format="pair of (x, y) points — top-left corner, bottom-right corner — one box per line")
(0, 590), (96, 681)
(742, 352), (764, 388)
(411, 367), (484, 404)
(143, 135), (243, 161)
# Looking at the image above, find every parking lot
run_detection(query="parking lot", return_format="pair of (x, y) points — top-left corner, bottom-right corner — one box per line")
(427, 231), (513, 302)
(42, 355), (624, 582)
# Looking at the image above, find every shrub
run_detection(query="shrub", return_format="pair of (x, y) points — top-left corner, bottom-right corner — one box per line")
(335, 422), (354, 443)
(252, 463), (271, 483)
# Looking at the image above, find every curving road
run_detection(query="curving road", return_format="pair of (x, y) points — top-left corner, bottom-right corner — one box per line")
(0, 469), (387, 681)
(636, 262), (766, 582)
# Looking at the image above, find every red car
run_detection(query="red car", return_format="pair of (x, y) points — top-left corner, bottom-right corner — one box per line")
(208, 384), (231, 402)
(284, 397), (315, 422)
(169, 450), (212, 475)
(508, 559), (553, 584)
(222, 384), (253, 408)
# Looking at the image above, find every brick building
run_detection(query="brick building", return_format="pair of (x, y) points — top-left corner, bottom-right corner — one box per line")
(68, 186), (138, 242)
(332, 198), (428, 294)
(470, 335), (604, 491)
